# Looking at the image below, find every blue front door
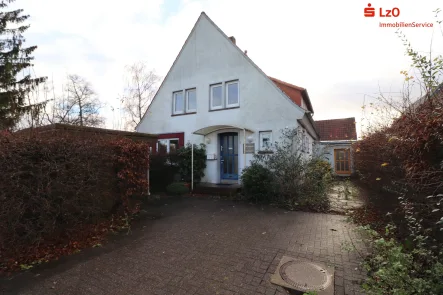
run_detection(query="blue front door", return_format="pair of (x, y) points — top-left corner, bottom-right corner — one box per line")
(219, 132), (239, 180)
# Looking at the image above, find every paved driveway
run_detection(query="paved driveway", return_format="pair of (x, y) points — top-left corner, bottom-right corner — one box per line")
(2, 197), (367, 295)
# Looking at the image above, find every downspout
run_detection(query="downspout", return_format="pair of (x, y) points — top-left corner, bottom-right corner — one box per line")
(243, 128), (246, 173)
(191, 141), (194, 191)
(147, 146), (151, 196)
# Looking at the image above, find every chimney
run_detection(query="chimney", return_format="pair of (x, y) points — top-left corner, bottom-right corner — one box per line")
(228, 36), (236, 45)
(244, 50), (248, 56)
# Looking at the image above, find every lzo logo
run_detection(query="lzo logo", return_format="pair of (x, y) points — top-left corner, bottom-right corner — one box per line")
(364, 3), (400, 17)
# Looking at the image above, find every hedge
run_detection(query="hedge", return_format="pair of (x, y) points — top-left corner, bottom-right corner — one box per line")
(0, 131), (150, 272)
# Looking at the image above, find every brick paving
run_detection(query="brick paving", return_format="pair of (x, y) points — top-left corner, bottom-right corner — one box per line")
(2, 197), (368, 295)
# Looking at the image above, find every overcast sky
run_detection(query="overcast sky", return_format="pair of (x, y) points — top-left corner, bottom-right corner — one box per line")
(14, 0), (443, 134)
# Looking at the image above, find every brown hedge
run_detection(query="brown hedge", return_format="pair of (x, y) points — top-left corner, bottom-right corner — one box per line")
(354, 87), (443, 197)
(0, 131), (150, 270)
(353, 87), (443, 239)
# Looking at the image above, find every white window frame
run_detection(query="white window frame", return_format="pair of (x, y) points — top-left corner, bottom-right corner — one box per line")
(186, 88), (197, 113)
(210, 84), (223, 110)
(225, 81), (240, 108)
(259, 131), (272, 150)
(157, 138), (179, 153)
(172, 91), (184, 115)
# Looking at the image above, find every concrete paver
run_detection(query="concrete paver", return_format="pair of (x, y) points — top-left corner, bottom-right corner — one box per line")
(2, 197), (367, 295)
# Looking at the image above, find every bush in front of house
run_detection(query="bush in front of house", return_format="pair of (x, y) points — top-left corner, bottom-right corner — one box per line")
(358, 198), (443, 295)
(242, 128), (332, 211)
(240, 162), (275, 203)
(177, 143), (207, 183)
(0, 131), (150, 272)
(166, 182), (190, 195)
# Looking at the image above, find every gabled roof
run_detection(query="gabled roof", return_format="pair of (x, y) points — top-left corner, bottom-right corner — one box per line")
(269, 77), (314, 113)
(314, 117), (357, 141)
(136, 12), (311, 130)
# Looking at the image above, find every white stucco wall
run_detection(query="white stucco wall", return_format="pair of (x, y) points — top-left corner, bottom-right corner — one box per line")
(137, 13), (308, 183)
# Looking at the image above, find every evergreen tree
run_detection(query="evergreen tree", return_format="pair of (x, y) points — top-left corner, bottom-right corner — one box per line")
(0, 0), (46, 130)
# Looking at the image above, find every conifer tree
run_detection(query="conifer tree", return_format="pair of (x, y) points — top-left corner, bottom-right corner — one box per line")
(0, 0), (46, 130)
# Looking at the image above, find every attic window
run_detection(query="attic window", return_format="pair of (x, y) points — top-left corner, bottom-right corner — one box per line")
(210, 84), (223, 110)
(210, 81), (240, 111)
(172, 88), (197, 115)
(173, 91), (184, 114)
(226, 81), (239, 107)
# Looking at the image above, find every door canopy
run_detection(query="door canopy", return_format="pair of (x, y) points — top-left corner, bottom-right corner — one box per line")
(193, 125), (254, 136)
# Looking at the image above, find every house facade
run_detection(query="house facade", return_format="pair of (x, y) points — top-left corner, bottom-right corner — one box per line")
(137, 12), (352, 183)
(314, 118), (357, 176)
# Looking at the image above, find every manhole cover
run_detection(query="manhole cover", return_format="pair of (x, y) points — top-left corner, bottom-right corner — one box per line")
(279, 260), (330, 291)
(270, 256), (334, 295)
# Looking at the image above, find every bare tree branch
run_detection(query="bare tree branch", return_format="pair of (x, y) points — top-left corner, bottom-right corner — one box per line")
(44, 74), (105, 127)
(122, 62), (160, 131)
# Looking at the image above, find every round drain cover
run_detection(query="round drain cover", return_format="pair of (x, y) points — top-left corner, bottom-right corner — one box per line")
(279, 260), (331, 291)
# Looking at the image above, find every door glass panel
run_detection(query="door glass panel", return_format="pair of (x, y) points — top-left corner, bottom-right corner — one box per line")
(223, 137), (228, 156)
(227, 155), (232, 174)
(233, 135), (238, 154)
(233, 155), (238, 175)
(228, 136), (233, 155)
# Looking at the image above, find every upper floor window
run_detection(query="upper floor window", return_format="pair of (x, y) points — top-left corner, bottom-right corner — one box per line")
(226, 81), (239, 107)
(173, 91), (184, 115)
(173, 89), (197, 115)
(186, 89), (196, 112)
(210, 80), (240, 110)
(210, 84), (223, 110)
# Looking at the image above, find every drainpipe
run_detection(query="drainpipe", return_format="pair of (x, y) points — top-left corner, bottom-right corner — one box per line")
(191, 141), (194, 191)
(147, 146), (151, 196)
(243, 128), (246, 173)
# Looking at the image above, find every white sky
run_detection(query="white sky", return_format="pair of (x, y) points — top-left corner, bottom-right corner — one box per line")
(14, 0), (443, 135)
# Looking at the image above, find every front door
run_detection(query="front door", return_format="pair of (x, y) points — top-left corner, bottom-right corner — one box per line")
(334, 149), (351, 174)
(219, 133), (239, 180)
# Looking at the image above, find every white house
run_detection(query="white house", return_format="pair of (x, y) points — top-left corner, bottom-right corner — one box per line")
(137, 12), (351, 184)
